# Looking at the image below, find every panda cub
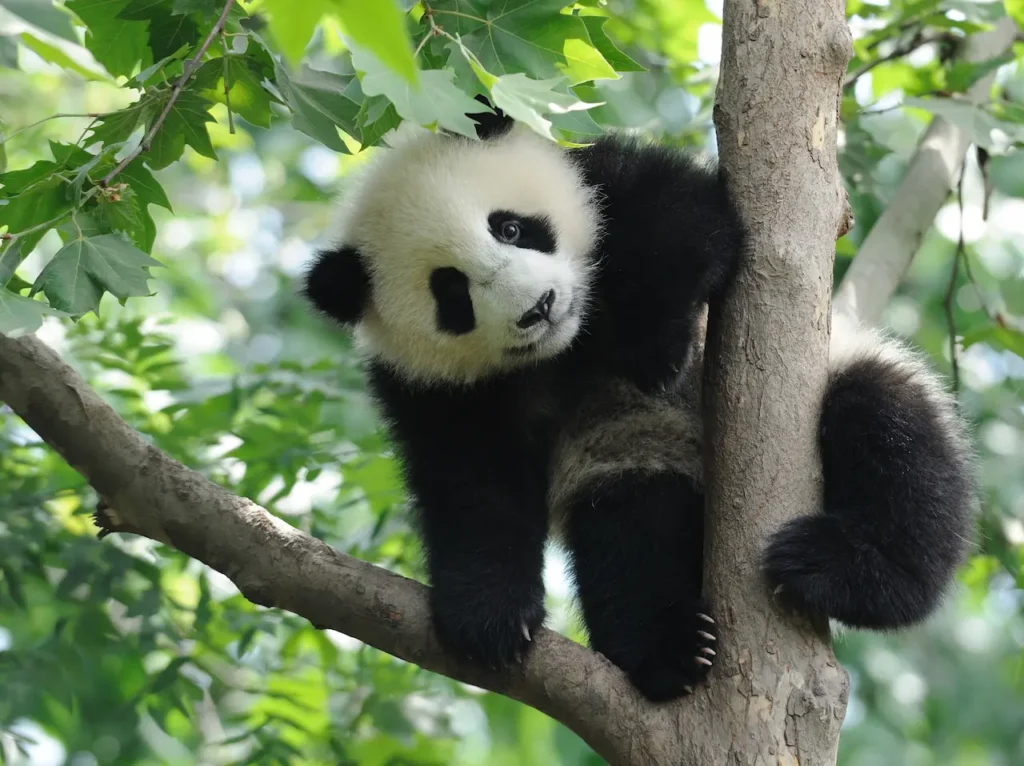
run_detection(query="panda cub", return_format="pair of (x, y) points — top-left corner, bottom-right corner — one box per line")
(303, 109), (976, 702)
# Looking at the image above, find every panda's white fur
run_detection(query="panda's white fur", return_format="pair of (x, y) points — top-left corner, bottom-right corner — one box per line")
(333, 123), (602, 384)
(303, 112), (977, 703)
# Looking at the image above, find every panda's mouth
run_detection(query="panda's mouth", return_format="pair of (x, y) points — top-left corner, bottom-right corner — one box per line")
(505, 341), (541, 357)
(503, 296), (581, 358)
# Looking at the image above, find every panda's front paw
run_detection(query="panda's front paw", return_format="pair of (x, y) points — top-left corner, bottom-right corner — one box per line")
(430, 584), (546, 671)
(605, 604), (719, 703)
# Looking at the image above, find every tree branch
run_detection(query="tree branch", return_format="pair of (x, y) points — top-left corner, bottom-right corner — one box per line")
(843, 30), (951, 90)
(0, 331), (721, 764)
(100, 0), (235, 187)
(833, 16), (1019, 325)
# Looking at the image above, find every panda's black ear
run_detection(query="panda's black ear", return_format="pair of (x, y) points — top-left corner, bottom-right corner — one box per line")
(470, 94), (514, 140)
(302, 245), (370, 326)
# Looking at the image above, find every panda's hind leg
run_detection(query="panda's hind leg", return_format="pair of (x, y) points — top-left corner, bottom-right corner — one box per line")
(763, 330), (976, 629)
(563, 470), (717, 702)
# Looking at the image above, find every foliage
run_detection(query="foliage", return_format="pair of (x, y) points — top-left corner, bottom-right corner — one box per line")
(0, 0), (1022, 764)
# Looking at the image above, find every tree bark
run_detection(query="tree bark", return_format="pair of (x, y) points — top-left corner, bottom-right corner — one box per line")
(702, 0), (854, 762)
(833, 16), (1020, 324)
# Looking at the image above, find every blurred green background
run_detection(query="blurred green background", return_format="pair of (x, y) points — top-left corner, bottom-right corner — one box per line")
(1, 1), (1023, 764)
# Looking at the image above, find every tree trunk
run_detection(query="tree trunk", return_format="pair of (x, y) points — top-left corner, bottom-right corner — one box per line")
(698, 0), (855, 761)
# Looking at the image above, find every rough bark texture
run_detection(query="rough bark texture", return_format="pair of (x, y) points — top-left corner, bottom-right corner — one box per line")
(833, 16), (1020, 324)
(703, 0), (854, 763)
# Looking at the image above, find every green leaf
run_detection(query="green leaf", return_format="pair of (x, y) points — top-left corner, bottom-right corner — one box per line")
(90, 96), (160, 147)
(120, 157), (172, 211)
(578, 14), (643, 74)
(194, 54), (274, 128)
(490, 73), (602, 140)
(263, 0), (331, 64)
(332, 0), (416, 83)
(988, 150), (1024, 197)
(0, 177), (67, 253)
(903, 97), (1023, 150)
(66, 0), (152, 78)
(428, 0), (619, 85)
(0, 564), (26, 607)
(946, 52), (1014, 93)
(1001, 276), (1024, 315)
(145, 90), (218, 169)
(0, 288), (65, 335)
(119, 0), (172, 16)
(119, 0), (199, 61)
(352, 45), (490, 139)
(356, 95), (401, 148)
(47, 140), (84, 166)
(172, 0), (219, 13)
(97, 188), (147, 250)
(0, 157), (58, 195)
(17, 32), (114, 82)
(274, 60), (363, 152)
(114, 157), (170, 251)
(0, 0), (78, 44)
(6, 272), (31, 293)
(0, 34), (17, 68)
(0, 238), (24, 285)
(943, 0), (1007, 23)
(1007, 0), (1024, 27)
(34, 231), (162, 316)
(961, 323), (1024, 358)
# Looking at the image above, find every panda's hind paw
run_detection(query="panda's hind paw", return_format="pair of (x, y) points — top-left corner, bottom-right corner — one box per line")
(688, 607), (719, 675)
(614, 605), (720, 702)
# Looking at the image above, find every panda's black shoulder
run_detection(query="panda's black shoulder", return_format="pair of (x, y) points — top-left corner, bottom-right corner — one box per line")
(570, 135), (722, 200)
(571, 134), (745, 289)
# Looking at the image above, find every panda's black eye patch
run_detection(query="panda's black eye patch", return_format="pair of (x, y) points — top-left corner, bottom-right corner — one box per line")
(429, 267), (475, 335)
(488, 211), (557, 254)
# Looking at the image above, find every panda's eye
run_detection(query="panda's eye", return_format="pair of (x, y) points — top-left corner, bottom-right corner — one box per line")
(498, 220), (521, 244)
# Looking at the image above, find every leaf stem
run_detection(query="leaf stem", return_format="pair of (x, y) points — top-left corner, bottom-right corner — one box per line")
(0, 114), (99, 146)
(100, 0), (235, 187)
(3, 209), (77, 244)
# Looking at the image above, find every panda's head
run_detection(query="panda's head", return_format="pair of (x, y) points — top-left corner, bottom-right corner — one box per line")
(303, 119), (602, 385)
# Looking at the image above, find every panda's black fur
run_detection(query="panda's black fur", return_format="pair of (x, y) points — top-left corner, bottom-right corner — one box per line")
(303, 106), (976, 702)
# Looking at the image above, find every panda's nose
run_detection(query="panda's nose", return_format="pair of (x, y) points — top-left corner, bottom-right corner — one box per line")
(516, 289), (556, 329)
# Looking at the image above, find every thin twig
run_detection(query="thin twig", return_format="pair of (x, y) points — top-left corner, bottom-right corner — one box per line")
(3, 209), (78, 243)
(100, 0), (235, 187)
(943, 158), (966, 393)
(415, 3), (452, 55)
(844, 32), (949, 89)
(0, 113), (99, 145)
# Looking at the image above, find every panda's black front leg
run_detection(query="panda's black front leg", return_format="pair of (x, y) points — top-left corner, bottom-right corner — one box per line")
(366, 365), (552, 671)
(409, 457), (550, 671)
(564, 470), (716, 702)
